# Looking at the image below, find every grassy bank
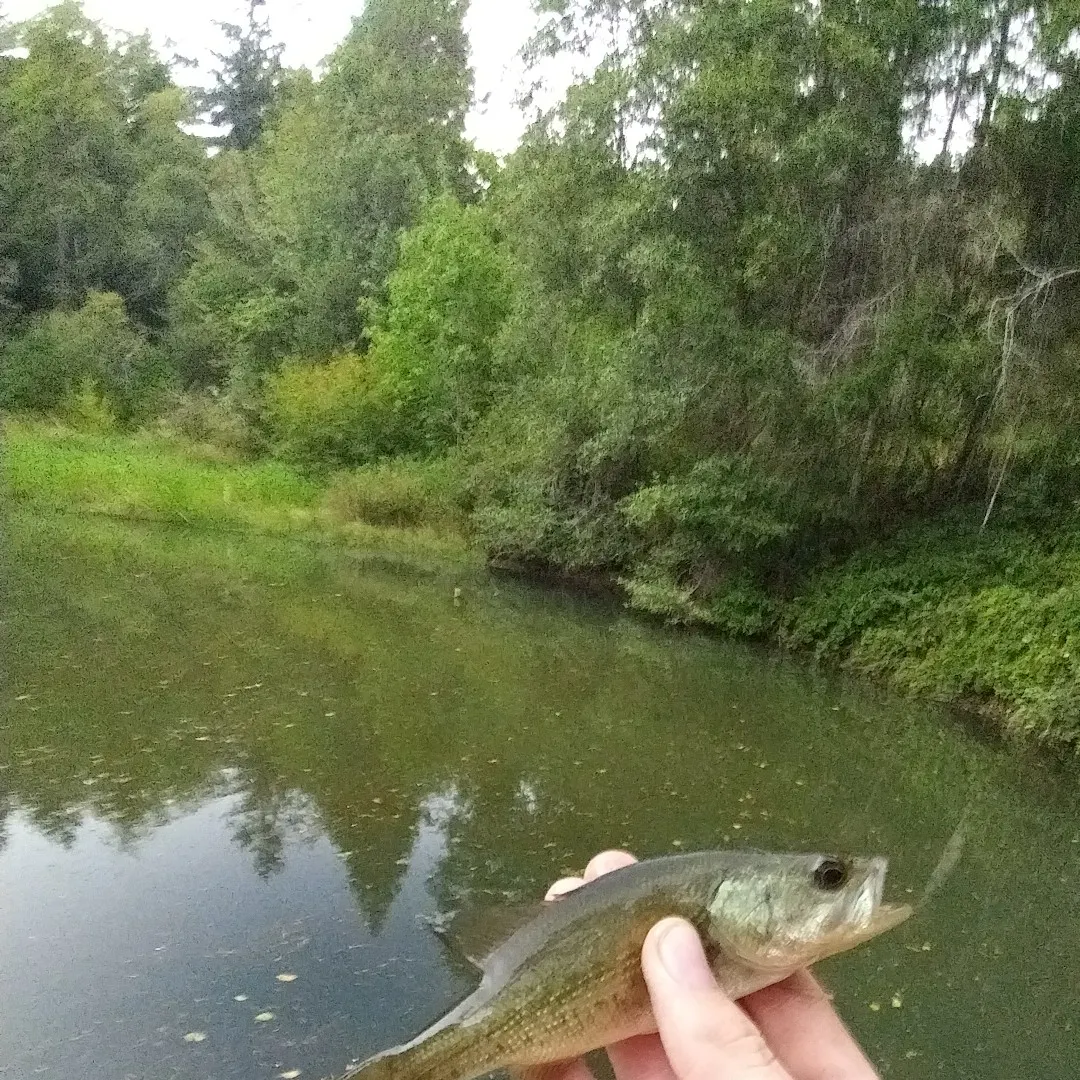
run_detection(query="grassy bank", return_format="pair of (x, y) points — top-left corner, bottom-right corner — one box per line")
(780, 514), (1080, 751)
(1, 419), (477, 569)
(5, 420), (1077, 751)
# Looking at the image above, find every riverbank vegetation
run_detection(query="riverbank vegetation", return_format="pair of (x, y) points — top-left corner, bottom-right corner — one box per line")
(2, 0), (1080, 748)
(3, 420), (475, 566)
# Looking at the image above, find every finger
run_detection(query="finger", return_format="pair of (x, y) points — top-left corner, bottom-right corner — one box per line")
(740, 971), (880, 1079)
(583, 850), (637, 881)
(607, 1034), (677, 1080)
(547, 852), (637, 900)
(642, 918), (791, 1079)
(545, 877), (585, 901)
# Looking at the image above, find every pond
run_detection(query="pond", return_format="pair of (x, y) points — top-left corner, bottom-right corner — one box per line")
(1, 511), (1078, 1079)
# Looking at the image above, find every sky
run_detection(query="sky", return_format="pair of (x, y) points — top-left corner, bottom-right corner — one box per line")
(2, 0), (559, 155)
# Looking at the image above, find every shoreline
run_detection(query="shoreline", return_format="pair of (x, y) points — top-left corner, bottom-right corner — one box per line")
(5, 420), (1077, 756)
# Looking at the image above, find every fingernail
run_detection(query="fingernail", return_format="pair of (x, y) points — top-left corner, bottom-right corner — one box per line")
(655, 918), (716, 990)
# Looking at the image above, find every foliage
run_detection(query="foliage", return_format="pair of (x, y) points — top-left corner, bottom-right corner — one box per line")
(0, 3), (209, 328)
(8, 0), (1080, 749)
(2, 419), (318, 530)
(3, 422), (476, 566)
(262, 353), (384, 468)
(783, 516), (1080, 747)
(322, 457), (463, 530)
(364, 195), (514, 454)
(201, 0), (284, 151)
(152, 389), (259, 459)
(61, 376), (119, 435)
(0, 291), (168, 421)
(166, 0), (476, 376)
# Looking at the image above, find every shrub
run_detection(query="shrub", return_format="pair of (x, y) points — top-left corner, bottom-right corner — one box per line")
(322, 458), (463, 529)
(782, 517), (1080, 748)
(153, 389), (258, 459)
(263, 353), (387, 468)
(363, 195), (514, 455)
(0, 292), (169, 422)
(60, 377), (119, 434)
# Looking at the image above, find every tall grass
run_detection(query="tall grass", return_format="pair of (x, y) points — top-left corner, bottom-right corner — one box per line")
(1, 418), (475, 564)
(3, 419), (318, 531)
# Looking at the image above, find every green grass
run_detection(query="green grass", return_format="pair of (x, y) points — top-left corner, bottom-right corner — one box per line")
(2, 418), (478, 568)
(4, 419), (319, 529)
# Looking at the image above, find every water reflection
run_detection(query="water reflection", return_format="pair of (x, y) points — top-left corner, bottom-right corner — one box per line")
(0, 779), (475, 1080)
(2, 512), (1079, 1079)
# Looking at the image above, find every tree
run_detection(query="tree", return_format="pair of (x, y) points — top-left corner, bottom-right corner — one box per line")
(169, 0), (478, 377)
(202, 0), (284, 151)
(324, 0), (474, 195)
(365, 194), (514, 452)
(0, 2), (208, 325)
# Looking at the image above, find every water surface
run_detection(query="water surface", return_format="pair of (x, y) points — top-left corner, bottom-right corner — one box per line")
(1, 511), (1078, 1078)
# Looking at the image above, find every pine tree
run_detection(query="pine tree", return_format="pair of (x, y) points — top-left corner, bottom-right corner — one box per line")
(203, 0), (283, 151)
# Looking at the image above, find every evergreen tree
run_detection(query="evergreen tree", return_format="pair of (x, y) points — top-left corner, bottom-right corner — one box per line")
(326, 0), (474, 194)
(203, 0), (283, 151)
(170, 0), (477, 374)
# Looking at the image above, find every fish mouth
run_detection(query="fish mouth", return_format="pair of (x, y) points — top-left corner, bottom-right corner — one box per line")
(803, 899), (912, 966)
(862, 900), (913, 937)
(812, 857), (912, 962)
(854, 856), (889, 926)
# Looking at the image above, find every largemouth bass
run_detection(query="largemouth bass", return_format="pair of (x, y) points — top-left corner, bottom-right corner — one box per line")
(345, 850), (911, 1080)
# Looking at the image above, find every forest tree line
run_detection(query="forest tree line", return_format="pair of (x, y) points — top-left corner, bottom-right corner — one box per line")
(3, 0), (1080, 647)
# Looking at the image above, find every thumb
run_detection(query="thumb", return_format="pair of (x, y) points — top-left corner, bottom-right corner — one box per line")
(641, 918), (792, 1080)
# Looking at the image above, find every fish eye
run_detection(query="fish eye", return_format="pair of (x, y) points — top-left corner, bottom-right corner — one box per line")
(813, 857), (850, 892)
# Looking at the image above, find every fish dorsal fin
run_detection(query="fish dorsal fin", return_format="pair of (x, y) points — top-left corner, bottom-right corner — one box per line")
(449, 902), (550, 969)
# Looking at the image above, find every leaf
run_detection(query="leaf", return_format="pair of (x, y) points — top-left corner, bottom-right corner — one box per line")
(183, 1031), (207, 1043)
(276, 972), (298, 982)
(254, 1012), (275, 1022)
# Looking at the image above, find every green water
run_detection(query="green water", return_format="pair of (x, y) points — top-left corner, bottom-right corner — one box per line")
(1, 511), (1077, 1079)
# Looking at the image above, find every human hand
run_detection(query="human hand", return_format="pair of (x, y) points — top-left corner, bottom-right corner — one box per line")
(543, 850), (881, 1080)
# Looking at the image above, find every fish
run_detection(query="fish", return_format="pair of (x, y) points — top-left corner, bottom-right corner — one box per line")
(344, 849), (911, 1080)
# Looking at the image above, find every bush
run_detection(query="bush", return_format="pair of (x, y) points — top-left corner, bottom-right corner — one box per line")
(263, 353), (387, 468)
(0, 292), (169, 422)
(782, 517), (1080, 748)
(322, 458), (463, 529)
(620, 560), (778, 634)
(363, 195), (514, 455)
(153, 389), (258, 459)
(60, 377), (119, 434)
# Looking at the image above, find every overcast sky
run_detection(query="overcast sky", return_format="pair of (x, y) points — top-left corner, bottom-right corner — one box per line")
(3, 0), (560, 155)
